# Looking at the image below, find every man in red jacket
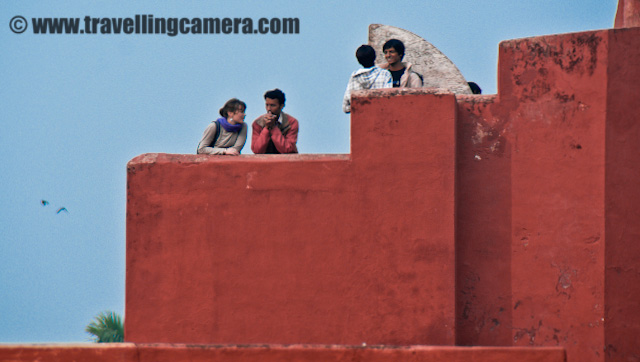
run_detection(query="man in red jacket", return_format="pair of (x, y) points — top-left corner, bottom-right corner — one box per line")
(251, 88), (299, 154)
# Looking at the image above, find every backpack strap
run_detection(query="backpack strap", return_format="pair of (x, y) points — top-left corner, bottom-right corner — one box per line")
(212, 120), (221, 147)
(196, 120), (221, 154)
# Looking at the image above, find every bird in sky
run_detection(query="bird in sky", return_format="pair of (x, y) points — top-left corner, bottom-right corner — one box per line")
(41, 200), (49, 206)
(56, 207), (69, 214)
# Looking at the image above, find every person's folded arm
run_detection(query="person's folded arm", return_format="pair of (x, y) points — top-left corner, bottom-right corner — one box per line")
(270, 120), (298, 154)
(251, 119), (271, 154)
(197, 122), (226, 155)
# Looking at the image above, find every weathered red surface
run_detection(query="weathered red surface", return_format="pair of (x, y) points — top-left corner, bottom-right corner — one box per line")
(455, 94), (513, 346)
(121, 27), (640, 362)
(0, 344), (137, 362)
(615, 0), (640, 28)
(126, 90), (457, 345)
(604, 27), (640, 362)
(501, 31), (608, 362)
(454, 28), (640, 361)
(0, 344), (566, 362)
(135, 345), (566, 362)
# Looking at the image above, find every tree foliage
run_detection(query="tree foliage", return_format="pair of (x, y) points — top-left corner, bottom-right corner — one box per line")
(85, 310), (124, 343)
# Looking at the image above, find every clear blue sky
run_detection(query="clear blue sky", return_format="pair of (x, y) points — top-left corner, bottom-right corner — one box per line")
(0, 0), (617, 343)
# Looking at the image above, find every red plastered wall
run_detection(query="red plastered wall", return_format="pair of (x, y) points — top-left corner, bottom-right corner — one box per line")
(604, 26), (640, 362)
(126, 91), (457, 345)
(500, 30), (608, 362)
(0, 344), (566, 362)
(455, 94), (513, 346)
(124, 27), (640, 362)
(455, 28), (640, 361)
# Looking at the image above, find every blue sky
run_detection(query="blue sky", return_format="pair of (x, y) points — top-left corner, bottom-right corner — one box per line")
(0, 0), (617, 343)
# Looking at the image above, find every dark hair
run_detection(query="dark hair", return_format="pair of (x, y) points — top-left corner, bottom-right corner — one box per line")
(383, 38), (405, 58)
(219, 98), (246, 118)
(468, 82), (482, 94)
(264, 88), (285, 106)
(356, 45), (376, 68)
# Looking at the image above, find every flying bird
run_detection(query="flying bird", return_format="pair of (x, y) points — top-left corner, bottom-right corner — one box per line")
(41, 200), (49, 206)
(56, 207), (69, 214)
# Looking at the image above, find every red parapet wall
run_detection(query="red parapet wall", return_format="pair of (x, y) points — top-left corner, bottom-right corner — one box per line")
(123, 27), (640, 362)
(455, 27), (640, 362)
(126, 91), (457, 345)
(501, 30), (608, 360)
(0, 344), (566, 362)
(604, 27), (640, 362)
(0, 344), (137, 362)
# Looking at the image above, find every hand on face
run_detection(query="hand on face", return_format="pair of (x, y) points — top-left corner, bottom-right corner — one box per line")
(264, 97), (283, 129)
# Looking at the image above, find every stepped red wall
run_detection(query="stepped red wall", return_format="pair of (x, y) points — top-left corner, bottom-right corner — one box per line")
(126, 91), (457, 346)
(124, 27), (640, 362)
(455, 28), (640, 362)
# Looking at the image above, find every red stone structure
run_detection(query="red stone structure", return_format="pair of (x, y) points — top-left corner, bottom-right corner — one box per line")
(615, 0), (640, 27)
(2, 7), (640, 362)
(122, 27), (640, 362)
(125, 92), (457, 346)
(455, 27), (640, 361)
(0, 344), (565, 362)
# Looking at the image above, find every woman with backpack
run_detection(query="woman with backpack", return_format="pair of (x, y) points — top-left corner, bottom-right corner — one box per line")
(197, 98), (248, 155)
